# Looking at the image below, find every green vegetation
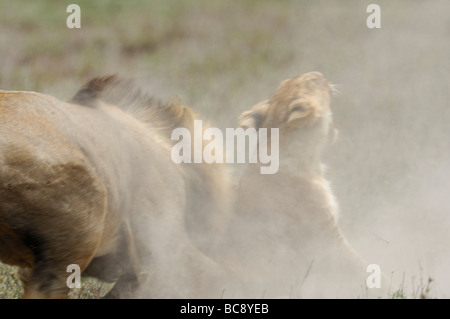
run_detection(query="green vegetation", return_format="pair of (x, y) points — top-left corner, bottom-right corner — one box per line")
(0, 263), (23, 299)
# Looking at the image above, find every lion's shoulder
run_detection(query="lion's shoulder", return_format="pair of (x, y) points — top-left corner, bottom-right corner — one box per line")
(70, 75), (198, 136)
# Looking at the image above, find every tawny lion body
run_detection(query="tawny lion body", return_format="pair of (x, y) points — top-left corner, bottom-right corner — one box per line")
(220, 72), (386, 298)
(0, 72), (387, 299)
(0, 76), (232, 298)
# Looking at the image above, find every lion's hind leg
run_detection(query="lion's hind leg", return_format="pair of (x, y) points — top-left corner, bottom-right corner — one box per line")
(20, 262), (69, 299)
(16, 229), (100, 299)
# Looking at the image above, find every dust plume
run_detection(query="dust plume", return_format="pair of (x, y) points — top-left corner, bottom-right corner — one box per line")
(132, 0), (450, 298)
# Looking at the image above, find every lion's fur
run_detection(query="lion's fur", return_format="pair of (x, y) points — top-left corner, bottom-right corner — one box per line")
(219, 72), (385, 298)
(0, 76), (232, 298)
(0, 72), (387, 299)
(70, 75), (197, 137)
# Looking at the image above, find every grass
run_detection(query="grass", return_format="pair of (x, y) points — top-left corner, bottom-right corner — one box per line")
(390, 277), (434, 299)
(0, 264), (23, 299)
(0, 260), (436, 299)
(0, 263), (112, 299)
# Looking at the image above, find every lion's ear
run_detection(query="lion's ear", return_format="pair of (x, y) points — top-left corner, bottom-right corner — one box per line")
(287, 99), (313, 126)
(239, 100), (270, 130)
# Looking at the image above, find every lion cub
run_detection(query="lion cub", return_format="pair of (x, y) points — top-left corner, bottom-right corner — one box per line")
(223, 72), (384, 298)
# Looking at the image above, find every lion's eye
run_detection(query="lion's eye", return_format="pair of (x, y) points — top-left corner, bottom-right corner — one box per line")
(289, 104), (306, 113)
(286, 102), (312, 125)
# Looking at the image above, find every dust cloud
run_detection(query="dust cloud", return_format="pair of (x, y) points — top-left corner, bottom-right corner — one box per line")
(138, 1), (450, 298)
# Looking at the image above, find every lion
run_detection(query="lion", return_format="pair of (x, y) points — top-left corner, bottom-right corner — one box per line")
(218, 71), (387, 298)
(0, 75), (233, 298)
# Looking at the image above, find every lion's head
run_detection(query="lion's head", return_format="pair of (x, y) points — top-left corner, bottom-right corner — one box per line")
(239, 71), (337, 148)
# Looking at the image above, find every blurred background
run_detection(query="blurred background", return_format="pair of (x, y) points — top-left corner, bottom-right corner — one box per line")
(0, 0), (449, 298)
